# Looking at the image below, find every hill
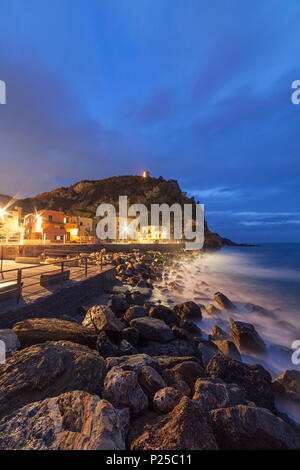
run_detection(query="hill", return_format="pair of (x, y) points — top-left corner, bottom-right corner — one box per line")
(0, 175), (227, 248)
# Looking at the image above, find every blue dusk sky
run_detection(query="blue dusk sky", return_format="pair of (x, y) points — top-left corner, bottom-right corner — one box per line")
(0, 0), (300, 243)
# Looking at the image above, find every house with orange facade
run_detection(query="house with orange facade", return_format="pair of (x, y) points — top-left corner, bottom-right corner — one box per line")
(24, 209), (67, 243)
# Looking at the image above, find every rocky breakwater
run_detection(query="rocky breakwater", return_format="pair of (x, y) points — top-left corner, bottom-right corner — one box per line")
(0, 250), (299, 450)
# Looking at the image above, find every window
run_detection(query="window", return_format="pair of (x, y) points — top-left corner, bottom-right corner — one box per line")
(48, 215), (53, 221)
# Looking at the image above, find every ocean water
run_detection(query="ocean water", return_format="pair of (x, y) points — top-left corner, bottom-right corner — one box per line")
(151, 243), (300, 421)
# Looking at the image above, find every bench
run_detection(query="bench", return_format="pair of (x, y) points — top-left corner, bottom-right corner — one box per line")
(40, 270), (70, 287)
(0, 280), (23, 301)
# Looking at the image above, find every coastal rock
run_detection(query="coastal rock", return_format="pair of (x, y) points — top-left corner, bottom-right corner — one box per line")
(149, 305), (179, 327)
(214, 292), (235, 311)
(139, 338), (198, 357)
(0, 341), (106, 419)
(213, 339), (242, 361)
(96, 332), (120, 358)
(206, 353), (275, 412)
(206, 304), (222, 317)
(130, 317), (173, 343)
(153, 387), (184, 413)
(13, 318), (97, 349)
(174, 301), (202, 321)
(121, 327), (140, 346)
(181, 320), (202, 338)
(161, 368), (191, 396)
(127, 291), (146, 306)
(171, 326), (191, 341)
(138, 366), (167, 401)
(107, 294), (129, 316)
(272, 369), (300, 402)
(229, 318), (266, 353)
(124, 306), (147, 323)
(210, 325), (229, 340)
(131, 397), (218, 450)
(170, 360), (206, 389)
(119, 339), (138, 356)
(0, 329), (20, 353)
(82, 305), (125, 336)
(193, 378), (247, 411)
(196, 339), (219, 366)
(0, 391), (125, 450)
(103, 366), (148, 416)
(210, 405), (300, 450)
(106, 354), (159, 374)
(153, 356), (202, 370)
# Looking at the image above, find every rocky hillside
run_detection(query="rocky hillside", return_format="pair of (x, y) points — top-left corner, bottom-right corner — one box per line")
(1, 175), (228, 248)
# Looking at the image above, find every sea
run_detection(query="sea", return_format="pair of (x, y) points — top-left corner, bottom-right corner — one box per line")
(151, 243), (300, 422)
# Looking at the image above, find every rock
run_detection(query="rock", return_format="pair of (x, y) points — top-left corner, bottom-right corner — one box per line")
(206, 353), (275, 412)
(0, 391), (125, 450)
(272, 370), (300, 402)
(107, 294), (129, 316)
(196, 339), (219, 366)
(153, 356), (202, 370)
(181, 320), (202, 338)
(96, 331), (120, 358)
(130, 317), (173, 343)
(243, 302), (275, 318)
(131, 397), (218, 450)
(119, 339), (138, 356)
(106, 354), (159, 374)
(174, 301), (202, 321)
(13, 318), (97, 350)
(206, 304), (222, 317)
(103, 366), (148, 416)
(0, 329), (20, 353)
(153, 387), (184, 413)
(121, 327), (139, 346)
(214, 292), (235, 311)
(170, 360), (206, 389)
(140, 338), (198, 357)
(116, 408), (130, 441)
(139, 366), (167, 401)
(229, 318), (266, 353)
(214, 339), (242, 361)
(210, 325), (228, 340)
(193, 378), (247, 411)
(82, 305), (125, 337)
(162, 368), (191, 396)
(127, 291), (146, 306)
(124, 306), (147, 323)
(210, 405), (300, 450)
(0, 341), (106, 419)
(171, 326), (191, 341)
(149, 305), (178, 327)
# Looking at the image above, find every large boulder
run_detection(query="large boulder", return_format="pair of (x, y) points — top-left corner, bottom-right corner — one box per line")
(106, 354), (159, 374)
(82, 305), (125, 337)
(170, 360), (205, 389)
(131, 397), (218, 450)
(103, 366), (148, 416)
(124, 306), (147, 323)
(0, 329), (20, 354)
(0, 391), (125, 450)
(174, 301), (202, 321)
(149, 305), (179, 327)
(107, 294), (129, 316)
(153, 387), (184, 413)
(206, 304), (222, 317)
(196, 339), (219, 366)
(130, 317), (173, 343)
(213, 339), (242, 361)
(211, 405), (300, 450)
(13, 318), (97, 349)
(214, 292), (235, 311)
(206, 353), (275, 412)
(272, 369), (300, 402)
(138, 366), (167, 401)
(121, 327), (139, 346)
(229, 318), (266, 353)
(193, 378), (247, 411)
(0, 341), (106, 419)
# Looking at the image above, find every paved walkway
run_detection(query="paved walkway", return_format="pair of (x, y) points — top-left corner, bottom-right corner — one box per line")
(0, 260), (113, 312)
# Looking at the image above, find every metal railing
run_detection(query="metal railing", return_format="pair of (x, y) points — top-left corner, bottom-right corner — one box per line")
(0, 252), (107, 306)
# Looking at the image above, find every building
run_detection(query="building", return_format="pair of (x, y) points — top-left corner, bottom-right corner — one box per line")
(142, 171), (150, 178)
(24, 209), (67, 243)
(0, 206), (23, 243)
(64, 215), (94, 242)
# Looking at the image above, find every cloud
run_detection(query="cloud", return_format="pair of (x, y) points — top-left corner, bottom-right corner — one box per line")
(125, 90), (175, 125)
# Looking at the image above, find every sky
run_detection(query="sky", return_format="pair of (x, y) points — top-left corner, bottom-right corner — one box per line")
(0, 0), (300, 243)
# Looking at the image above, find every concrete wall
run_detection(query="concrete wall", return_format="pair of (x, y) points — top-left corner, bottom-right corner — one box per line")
(0, 266), (116, 329)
